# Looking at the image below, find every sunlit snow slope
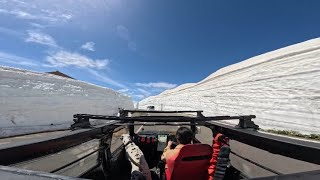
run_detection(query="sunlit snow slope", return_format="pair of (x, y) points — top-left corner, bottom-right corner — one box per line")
(0, 67), (133, 137)
(140, 38), (320, 134)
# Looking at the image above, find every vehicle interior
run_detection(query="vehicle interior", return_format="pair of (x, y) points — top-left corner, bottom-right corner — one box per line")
(1, 109), (319, 180)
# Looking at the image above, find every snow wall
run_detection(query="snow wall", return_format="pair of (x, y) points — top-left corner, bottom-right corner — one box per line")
(0, 67), (134, 137)
(139, 38), (320, 134)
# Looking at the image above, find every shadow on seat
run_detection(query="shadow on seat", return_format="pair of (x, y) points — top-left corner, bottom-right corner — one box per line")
(165, 144), (212, 180)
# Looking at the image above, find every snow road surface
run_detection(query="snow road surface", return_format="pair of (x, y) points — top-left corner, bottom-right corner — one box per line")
(139, 38), (320, 134)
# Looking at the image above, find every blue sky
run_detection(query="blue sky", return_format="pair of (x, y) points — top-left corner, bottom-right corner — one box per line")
(1, 0), (320, 102)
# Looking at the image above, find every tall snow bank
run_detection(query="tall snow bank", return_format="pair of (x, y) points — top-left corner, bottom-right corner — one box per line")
(0, 67), (134, 137)
(139, 38), (320, 134)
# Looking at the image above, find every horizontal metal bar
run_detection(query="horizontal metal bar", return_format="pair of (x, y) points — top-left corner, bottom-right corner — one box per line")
(73, 114), (256, 122)
(204, 121), (320, 165)
(123, 110), (203, 113)
(115, 123), (199, 126)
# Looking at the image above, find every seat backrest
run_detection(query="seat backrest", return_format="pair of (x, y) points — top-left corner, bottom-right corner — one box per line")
(166, 144), (212, 180)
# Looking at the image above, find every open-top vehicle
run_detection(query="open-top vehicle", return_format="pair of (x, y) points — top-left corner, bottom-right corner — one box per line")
(0, 109), (319, 180)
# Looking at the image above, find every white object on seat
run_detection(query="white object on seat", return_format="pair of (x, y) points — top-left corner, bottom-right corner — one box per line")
(121, 134), (152, 180)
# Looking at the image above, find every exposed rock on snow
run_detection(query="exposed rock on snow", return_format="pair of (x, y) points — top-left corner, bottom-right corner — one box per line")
(0, 67), (134, 137)
(140, 38), (320, 134)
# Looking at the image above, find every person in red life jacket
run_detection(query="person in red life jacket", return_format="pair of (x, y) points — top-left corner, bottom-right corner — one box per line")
(208, 133), (230, 180)
(161, 127), (193, 162)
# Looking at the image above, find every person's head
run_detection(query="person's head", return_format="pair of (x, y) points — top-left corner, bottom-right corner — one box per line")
(175, 127), (194, 145)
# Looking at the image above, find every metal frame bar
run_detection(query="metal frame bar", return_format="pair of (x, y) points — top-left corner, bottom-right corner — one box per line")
(0, 123), (119, 165)
(72, 113), (258, 135)
(71, 113), (320, 165)
(122, 110), (203, 114)
(115, 123), (203, 126)
(73, 114), (256, 122)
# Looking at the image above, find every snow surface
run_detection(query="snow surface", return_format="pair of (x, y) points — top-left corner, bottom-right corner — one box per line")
(140, 38), (320, 134)
(0, 66), (133, 137)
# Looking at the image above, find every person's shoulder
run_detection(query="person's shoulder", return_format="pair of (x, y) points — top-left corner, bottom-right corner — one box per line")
(174, 144), (185, 149)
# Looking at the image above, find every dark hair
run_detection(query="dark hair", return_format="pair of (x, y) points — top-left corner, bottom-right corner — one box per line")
(176, 127), (194, 145)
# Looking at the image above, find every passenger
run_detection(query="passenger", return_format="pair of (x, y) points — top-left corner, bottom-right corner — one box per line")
(161, 127), (194, 162)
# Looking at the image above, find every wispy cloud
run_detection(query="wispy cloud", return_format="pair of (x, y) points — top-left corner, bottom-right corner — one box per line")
(0, 26), (23, 37)
(0, 0), (73, 29)
(128, 42), (137, 51)
(118, 82), (178, 102)
(137, 88), (151, 97)
(0, 8), (72, 23)
(81, 41), (95, 51)
(116, 25), (137, 51)
(0, 51), (39, 67)
(135, 82), (177, 89)
(118, 88), (129, 93)
(25, 30), (58, 47)
(115, 87), (149, 101)
(46, 51), (109, 69)
(44, 50), (125, 88)
(87, 69), (127, 89)
(30, 23), (46, 29)
(12, 10), (39, 20)
(0, 9), (33, 19)
(116, 25), (130, 41)
(41, 9), (72, 22)
(133, 94), (144, 99)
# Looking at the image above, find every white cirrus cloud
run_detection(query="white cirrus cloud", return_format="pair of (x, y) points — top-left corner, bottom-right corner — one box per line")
(46, 51), (109, 69)
(118, 89), (129, 93)
(0, 8), (70, 23)
(116, 25), (130, 41)
(30, 23), (46, 29)
(0, 9), (34, 19)
(81, 41), (95, 51)
(0, 26), (23, 37)
(0, 1), (73, 24)
(133, 94), (145, 99)
(135, 82), (177, 89)
(128, 42), (137, 51)
(87, 69), (127, 89)
(12, 10), (36, 19)
(25, 31), (58, 47)
(116, 25), (137, 51)
(137, 88), (151, 97)
(0, 51), (39, 67)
